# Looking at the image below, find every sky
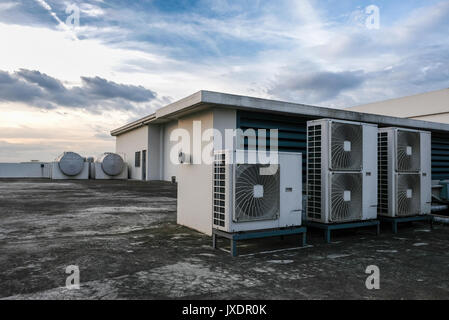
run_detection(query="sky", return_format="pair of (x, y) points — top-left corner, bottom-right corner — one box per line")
(0, 0), (448, 162)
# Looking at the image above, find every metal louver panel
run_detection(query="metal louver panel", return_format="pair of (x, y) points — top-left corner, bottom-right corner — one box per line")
(396, 173), (421, 216)
(378, 132), (388, 214)
(330, 122), (363, 170)
(213, 153), (226, 227)
(307, 124), (322, 220)
(397, 130), (420, 172)
(330, 173), (363, 222)
(234, 164), (280, 222)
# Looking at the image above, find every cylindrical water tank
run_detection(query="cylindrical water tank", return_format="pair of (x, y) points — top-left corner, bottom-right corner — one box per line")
(56, 152), (84, 176)
(97, 153), (124, 176)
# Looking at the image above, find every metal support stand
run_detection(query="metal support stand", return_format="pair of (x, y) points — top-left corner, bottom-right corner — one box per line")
(305, 220), (380, 243)
(379, 215), (434, 234)
(212, 227), (307, 257)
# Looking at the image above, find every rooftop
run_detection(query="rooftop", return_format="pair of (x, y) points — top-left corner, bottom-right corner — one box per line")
(1, 179), (448, 299)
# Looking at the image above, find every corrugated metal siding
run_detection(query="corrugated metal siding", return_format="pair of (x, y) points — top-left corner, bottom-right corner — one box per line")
(237, 110), (449, 182)
(237, 111), (309, 181)
(431, 134), (449, 181)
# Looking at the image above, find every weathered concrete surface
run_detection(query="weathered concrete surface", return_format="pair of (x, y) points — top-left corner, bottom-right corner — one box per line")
(0, 179), (448, 300)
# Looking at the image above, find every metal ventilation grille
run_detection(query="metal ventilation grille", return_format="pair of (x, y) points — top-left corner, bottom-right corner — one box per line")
(397, 130), (420, 172)
(330, 173), (363, 222)
(331, 122), (363, 170)
(213, 153), (226, 227)
(234, 164), (280, 222)
(307, 125), (322, 219)
(378, 132), (389, 214)
(396, 173), (421, 216)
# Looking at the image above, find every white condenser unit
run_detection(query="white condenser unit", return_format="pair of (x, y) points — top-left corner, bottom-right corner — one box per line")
(378, 128), (431, 217)
(307, 119), (378, 224)
(213, 150), (302, 233)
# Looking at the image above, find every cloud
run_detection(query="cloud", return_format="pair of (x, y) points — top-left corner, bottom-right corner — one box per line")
(268, 70), (366, 104)
(0, 139), (113, 162)
(79, 76), (155, 102)
(0, 69), (158, 114)
(0, 139), (59, 162)
(1, 1), (449, 110)
(16, 69), (65, 91)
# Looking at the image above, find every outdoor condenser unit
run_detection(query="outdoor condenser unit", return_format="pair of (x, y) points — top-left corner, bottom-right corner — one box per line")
(212, 150), (302, 233)
(307, 119), (378, 223)
(378, 128), (431, 217)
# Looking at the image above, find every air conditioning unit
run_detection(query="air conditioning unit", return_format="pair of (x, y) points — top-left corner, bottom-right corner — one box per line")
(306, 119), (378, 223)
(91, 153), (128, 179)
(51, 151), (89, 180)
(212, 150), (302, 233)
(378, 128), (431, 217)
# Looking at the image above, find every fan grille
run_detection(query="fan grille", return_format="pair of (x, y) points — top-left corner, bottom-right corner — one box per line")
(234, 164), (280, 222)
(330, 173), (363, 222)
(396, 130), (420, 172)
(331, 122), (363, 170)
(378, 132), (389, 214)
(307, 124), (322, 220)
(396, 173), (421, 216)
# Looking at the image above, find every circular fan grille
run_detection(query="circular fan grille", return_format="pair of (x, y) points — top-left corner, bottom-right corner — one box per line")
(330, 173), (362, 222)
(397, 130), (420, 172)
(234, 164), (280, 222)
(397, 174), (421, 216)
(331, 122), (363, 170)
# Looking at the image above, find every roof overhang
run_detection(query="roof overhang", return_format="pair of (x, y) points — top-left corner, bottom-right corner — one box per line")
(111, 90), (449, 136)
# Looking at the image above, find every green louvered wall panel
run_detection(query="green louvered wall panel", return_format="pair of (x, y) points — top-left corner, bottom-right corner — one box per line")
(237, 111), (310, 181)
(431, 133), (449, 181)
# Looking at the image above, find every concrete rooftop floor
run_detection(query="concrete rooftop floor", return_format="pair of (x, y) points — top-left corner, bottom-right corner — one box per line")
(0, 179), (448, 300)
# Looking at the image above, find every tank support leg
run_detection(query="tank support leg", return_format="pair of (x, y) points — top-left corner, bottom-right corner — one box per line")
(325, 229), (331, 243)
(392, 221), (398, 234)
(230, 239), (237, 257)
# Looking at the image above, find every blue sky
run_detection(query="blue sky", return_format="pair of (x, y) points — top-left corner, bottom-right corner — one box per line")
(0, 0), (448, 161)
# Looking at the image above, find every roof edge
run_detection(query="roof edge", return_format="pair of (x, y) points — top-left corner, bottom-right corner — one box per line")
(111, 90), (449, 136)
(110, 113), (156, 136)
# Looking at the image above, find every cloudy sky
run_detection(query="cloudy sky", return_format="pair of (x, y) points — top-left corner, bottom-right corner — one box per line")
(1, 0), (448, 162)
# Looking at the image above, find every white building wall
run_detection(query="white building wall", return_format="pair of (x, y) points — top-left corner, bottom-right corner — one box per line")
(347, 88), (449, 123)
(148, 124), (162, 180)
(0, 163), (51, 178)
(162, 121), (179, 182)
(115, 125), (148, 180)
(177, 108), (236, 235)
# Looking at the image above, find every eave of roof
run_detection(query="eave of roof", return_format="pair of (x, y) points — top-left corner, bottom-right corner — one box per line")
(111, 90), (449, 136)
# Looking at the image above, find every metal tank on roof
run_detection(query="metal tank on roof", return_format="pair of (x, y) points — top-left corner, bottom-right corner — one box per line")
(56, 152), (85, 176)
(97, 153), (125, 176)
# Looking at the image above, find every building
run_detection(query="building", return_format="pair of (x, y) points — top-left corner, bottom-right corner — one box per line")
(347, 88), (449, 123)
(111, 90), (449, 235)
